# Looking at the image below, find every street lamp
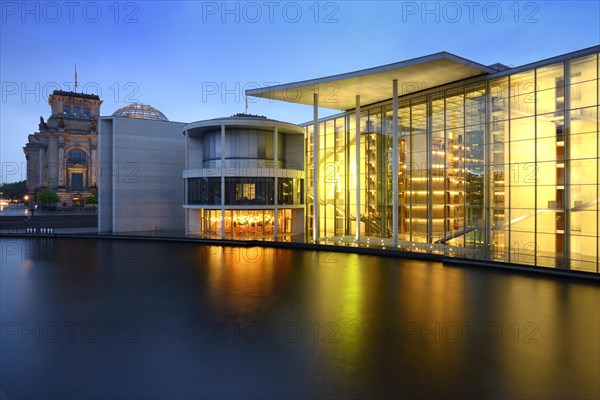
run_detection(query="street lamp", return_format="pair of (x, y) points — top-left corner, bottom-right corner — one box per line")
(24, 195), (29, 205)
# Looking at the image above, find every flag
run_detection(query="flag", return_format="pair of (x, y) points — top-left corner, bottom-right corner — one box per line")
(74, 64), (78, 92)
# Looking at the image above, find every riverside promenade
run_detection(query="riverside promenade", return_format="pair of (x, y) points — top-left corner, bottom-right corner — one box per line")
(0, 205), (97, 232)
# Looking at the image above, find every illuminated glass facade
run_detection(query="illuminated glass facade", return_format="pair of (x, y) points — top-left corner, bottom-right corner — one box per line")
(183, 115), (305, 240)
(303, 50), (599, 273)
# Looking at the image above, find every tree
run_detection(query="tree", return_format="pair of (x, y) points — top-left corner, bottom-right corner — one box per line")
(37, 188), (60, 206)
(85, 189), (98, 204)
(0, 180), (27, 200)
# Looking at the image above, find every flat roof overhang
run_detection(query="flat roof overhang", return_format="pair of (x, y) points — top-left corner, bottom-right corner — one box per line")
(246, 52), (495, 110)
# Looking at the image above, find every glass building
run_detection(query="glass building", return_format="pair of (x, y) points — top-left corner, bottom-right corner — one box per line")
(183, 114), (305, 240)
(248, 46), (600, 274)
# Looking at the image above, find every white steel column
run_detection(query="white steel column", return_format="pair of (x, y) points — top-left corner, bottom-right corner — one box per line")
(564, 61), (571, 268)
(484, 82), (492, 259)
(221, 124), (226, 240)
(355, 95), (361, 241)
(273, 126), (279, 239)
(313, 93), (319, 242)
(392, 80), (399, 247)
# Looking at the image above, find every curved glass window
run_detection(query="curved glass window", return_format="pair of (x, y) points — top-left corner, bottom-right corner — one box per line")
(188, 177), (221, 205)
(63, 105), (70, 115)
(187, 177), (303, 206)
(202, 130), (285, 162)
(201, 209), (294, 237)
(84, 107), (91, 117)
(74, 107), (81, 116)
(278, 178), (304, 205)
(225, 177), (274, 205)
(202, 131), (221, 161)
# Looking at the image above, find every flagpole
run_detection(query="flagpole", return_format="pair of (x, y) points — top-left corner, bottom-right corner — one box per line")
(74, 64), (78, 92)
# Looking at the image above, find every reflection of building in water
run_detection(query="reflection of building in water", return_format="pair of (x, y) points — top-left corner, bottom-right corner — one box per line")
(23, 90), (102, 207)
(183, 114), (305, 240)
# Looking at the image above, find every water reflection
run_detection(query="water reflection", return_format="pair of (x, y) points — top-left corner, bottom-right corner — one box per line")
(0, 238), (598, 399)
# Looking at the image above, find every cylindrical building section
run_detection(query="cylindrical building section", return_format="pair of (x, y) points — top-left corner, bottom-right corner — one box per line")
(183, 114), (305, 241)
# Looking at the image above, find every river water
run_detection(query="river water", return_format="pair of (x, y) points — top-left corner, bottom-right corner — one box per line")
(1, 238), (598, 399)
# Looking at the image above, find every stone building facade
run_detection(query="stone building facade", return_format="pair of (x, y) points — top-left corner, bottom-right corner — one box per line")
(23, 90), (102, 207)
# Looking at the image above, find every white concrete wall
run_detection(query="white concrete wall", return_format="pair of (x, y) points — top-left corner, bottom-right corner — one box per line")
(98, 117), (186, 233)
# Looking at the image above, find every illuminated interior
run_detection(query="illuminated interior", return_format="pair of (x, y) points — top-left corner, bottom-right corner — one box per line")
(303, 51), (599, 273)
(183, 115), (305, 240)
(201, 209), (292, 238)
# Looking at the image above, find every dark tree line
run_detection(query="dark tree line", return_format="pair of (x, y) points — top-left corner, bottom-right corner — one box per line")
(0, 180), (27, 200)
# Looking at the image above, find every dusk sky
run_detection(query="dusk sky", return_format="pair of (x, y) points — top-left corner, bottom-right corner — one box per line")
(1, 0), (599, 183)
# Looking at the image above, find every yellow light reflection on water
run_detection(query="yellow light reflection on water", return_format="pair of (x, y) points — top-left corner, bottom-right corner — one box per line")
(310, 253), (366, 375)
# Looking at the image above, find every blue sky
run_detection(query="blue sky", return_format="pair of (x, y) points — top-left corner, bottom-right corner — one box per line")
(1, 0), (599, 183)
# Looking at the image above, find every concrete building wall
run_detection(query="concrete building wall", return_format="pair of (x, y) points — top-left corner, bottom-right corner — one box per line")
(98, 119), (114, 232)
(98, 116), (186, 233)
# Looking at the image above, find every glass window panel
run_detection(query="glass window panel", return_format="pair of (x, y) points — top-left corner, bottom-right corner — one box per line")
(510, 140), (535, 166)
(431, 97), (445, 132)
(537, 137), (559, 162)
(511, 115), (536, 140)
(570, 235), (597, 273)
(510, 185), (536, 210)
(537, 113), (565, 139)
(536, 209), (558, 235)
(537, 63), (564, 91)
(510, 70), (535, 96)
(570, 54), (598, 84)
(537, 88), (564, 114)
(510, 232), (536, 266)
(570, 107), (597, 136)
(490, 77), (510, 99)
(571, 132), (598, 159)
(411, 100), (427, 134)
(510, 93), (536, 117)
(257, 131), (266, 159)
(570, 80), (598, 109)
(537, 162), (557, 186)
(571, 160), (597, 184)
(569, 184), (597, 206)
(446, 91), (464, 129)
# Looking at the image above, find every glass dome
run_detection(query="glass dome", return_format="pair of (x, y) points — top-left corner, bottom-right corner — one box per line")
(112, 103), (169, 121)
